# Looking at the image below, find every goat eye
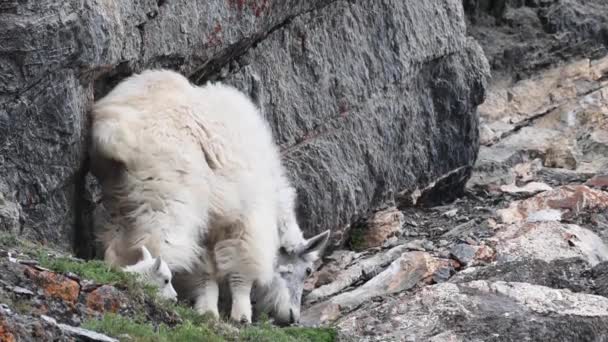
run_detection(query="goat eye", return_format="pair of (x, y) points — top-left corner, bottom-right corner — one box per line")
(279, 247), (288, 255)
(164, 279), (169, 284)
(306, 267), (312, 276)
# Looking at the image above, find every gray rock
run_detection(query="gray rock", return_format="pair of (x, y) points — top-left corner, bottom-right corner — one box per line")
(302, 251), (455, 326)
(491, 221), (608, 267)
(450, 258), (596, 295)
(305, 243), (412, 305)
(592, 261), (608, 298)
(465, 0), (608, 79)
(449, 243), (479, 265)
(0, 305), (66, 341)
(0, 182), (20, 234)
(41, 315), (118, 342)
(0, 0), (489, 250)
(337, 280), (608, 341)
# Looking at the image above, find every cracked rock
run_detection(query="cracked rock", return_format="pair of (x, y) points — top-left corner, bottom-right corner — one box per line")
(449, 243), (495, 266)
(41, 315), (118, 342)
(337, 281), (608, 342)
(353, 207), (404, 250)
(491, 222), (608, 267)
(301, 252), (456, 326)
(497, 185), (608, 224)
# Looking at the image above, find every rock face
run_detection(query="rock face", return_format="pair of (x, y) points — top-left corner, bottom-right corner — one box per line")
(464, 0), (608, 80)
(337, 281), (608, 342)
(0, 0), (489, 253)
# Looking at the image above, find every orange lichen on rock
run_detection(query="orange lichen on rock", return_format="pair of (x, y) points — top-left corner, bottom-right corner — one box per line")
(24, 267), (80, 304)
(85, 285), (123, 313)
(0, 319), (16, 342)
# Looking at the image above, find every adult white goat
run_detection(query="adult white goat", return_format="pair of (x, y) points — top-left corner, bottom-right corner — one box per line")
(90, 69), (329, 325)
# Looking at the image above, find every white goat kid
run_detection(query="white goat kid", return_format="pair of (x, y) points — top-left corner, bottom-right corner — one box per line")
(122, 246), (178, 301)
(90, 69), (330, 324)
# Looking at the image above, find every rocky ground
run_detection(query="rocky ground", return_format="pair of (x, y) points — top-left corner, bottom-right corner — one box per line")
(300, 55), (608, 341)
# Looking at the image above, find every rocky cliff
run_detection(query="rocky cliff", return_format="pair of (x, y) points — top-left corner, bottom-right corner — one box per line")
(0, 0), (488, 258)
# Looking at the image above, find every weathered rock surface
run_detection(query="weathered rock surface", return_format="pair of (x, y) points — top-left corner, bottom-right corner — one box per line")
(470, 55), (608, 193)
(0, 0), (489, 254)
(497, 185), (608, 224)
(348, 207), (404, 251)
(337, 281), (608, 341)
(492, 221), (608, 266)
(464, 0), (608, 80)
(302, 251), (456, 326)
(0, 239), (194, 341)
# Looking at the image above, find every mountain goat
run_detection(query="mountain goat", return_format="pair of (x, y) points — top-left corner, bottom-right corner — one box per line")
(119, 245), (178, 301)
(90, 69), (330, 324)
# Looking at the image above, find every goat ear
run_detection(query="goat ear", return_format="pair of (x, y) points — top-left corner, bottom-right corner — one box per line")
(153, 256), (162, 272)
(141, 245), (153, 261)
(299, 230), (330, 259)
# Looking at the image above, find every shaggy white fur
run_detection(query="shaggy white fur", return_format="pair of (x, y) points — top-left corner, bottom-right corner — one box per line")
(90, 69), (313, 323)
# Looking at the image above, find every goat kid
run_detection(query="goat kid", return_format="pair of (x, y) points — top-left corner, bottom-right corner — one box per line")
(120, 245), (178, 301)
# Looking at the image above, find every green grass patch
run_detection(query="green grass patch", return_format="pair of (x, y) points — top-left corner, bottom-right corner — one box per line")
(84, 313), (336, 342)
(37, 254), (127, 284)
(240, 321), (337, 342)
(0, 233), (19, 247)
(83, 313), (226, 342)
(35, 251), (161, 301)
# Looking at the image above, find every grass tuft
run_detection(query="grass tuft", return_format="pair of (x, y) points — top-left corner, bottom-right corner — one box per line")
(84, 313), (336, 342)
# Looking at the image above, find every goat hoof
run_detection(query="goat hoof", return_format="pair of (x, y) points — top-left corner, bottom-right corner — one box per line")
(230, 315), (251, 325)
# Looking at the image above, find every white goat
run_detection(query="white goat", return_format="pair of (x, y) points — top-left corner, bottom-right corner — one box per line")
(90, 69), (329, 324)
(119, 245), (178, 301)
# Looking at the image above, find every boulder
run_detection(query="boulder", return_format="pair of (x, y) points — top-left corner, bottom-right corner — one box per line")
(491, 221), (608, 267)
